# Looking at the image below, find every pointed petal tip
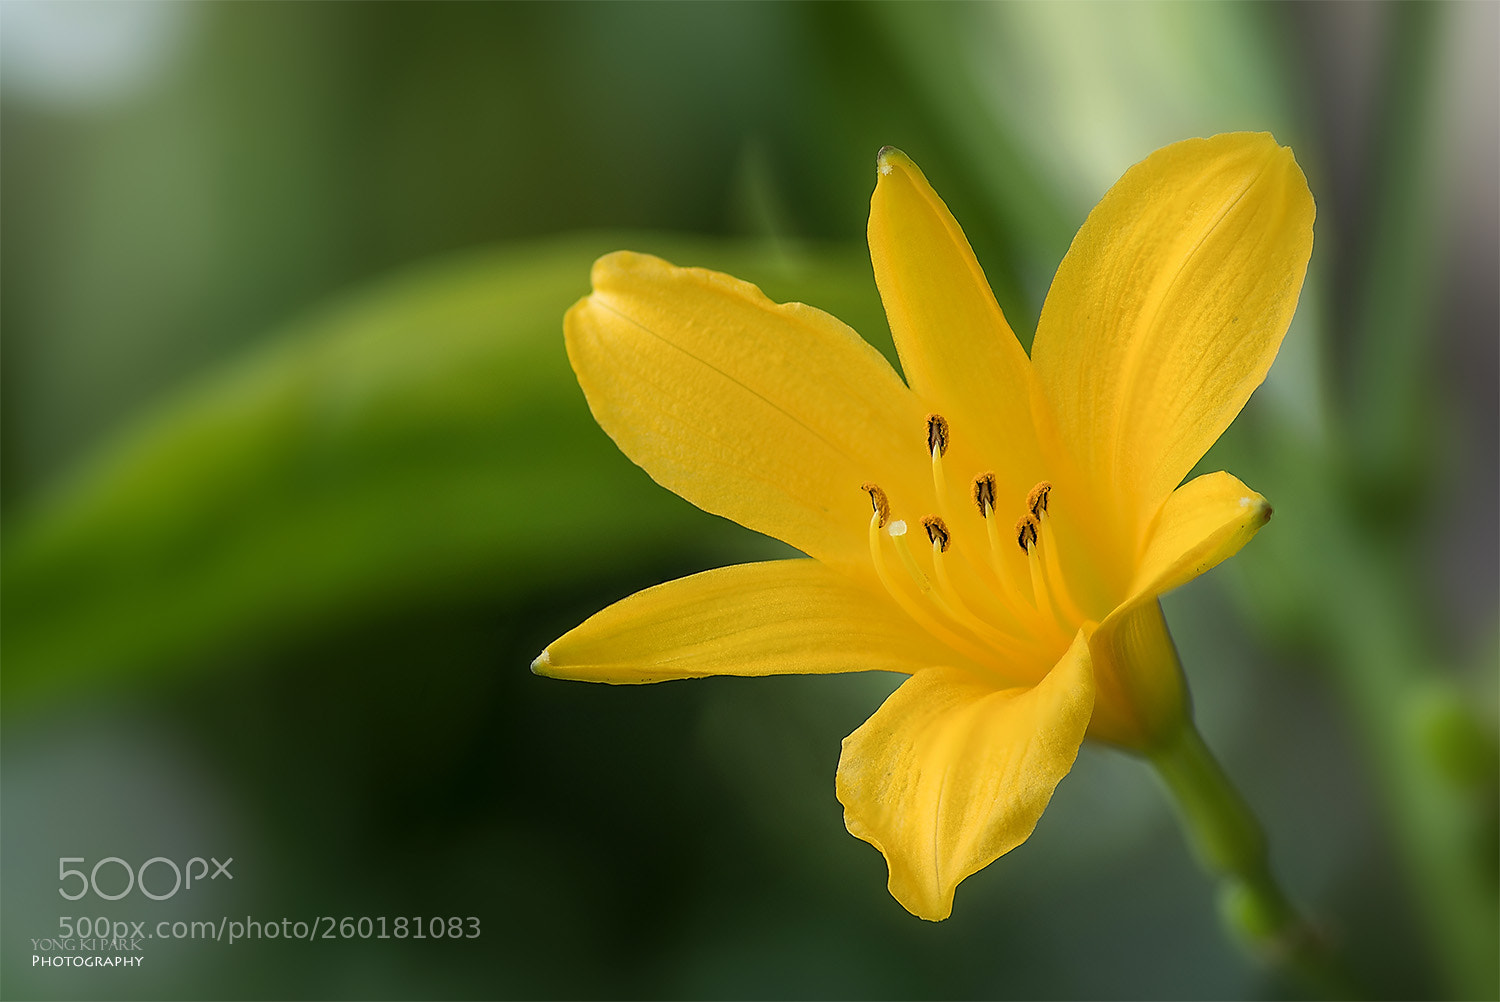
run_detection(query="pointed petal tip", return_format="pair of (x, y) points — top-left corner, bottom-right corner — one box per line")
(531, 649), (552, 675)
(906, 892), (952, 923)
(588, 248), (642, 286)
(875, 145), (911, 177)
(1233, 131), (1310, 188)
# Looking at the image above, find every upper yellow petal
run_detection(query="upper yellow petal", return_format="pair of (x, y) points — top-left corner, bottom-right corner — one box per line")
(836, 630), (1094, 920)
(869, 148), (1044, 496)
(565, 252), (932, 574)
(1031, 132), (1314, 526)
(536, 559), (963, 683)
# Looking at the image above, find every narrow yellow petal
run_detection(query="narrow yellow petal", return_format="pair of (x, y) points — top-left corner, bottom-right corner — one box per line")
(1129, 470), (1273, 601)
(565, 252), (931, 574)
(536, 560), (962, 683)
(868, 148), (1044, 494)
(1031, 133), (1315, 519)
(836, 631), (1094, 921)
(1084, 472), (1269, 748)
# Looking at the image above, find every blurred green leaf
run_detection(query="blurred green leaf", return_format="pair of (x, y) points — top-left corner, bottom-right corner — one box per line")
(3, 234), (887, 702)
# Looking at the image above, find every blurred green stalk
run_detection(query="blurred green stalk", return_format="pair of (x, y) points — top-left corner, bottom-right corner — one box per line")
(1151, 721), (1363, 999)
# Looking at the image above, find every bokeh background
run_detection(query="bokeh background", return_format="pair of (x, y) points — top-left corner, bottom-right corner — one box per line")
(3, 2), (1496, 999)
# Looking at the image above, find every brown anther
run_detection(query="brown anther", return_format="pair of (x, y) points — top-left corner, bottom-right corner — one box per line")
(861, 482), (890, 528)
(1015, 514), (1039, 553)
(972, 473), (997, 517)
(1027, 481), (1053, 518)
(922, 515), (950, 553)
(926, 414), (950, 458)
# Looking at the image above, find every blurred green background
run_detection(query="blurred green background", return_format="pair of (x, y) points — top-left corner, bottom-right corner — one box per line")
(2, 2), (1495, 999)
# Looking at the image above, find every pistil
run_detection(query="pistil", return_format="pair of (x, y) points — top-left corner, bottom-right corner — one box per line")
(864, 502), (997, 670)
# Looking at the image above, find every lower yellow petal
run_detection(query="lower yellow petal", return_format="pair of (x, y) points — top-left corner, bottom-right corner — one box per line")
(836, 631), (1094, 921)
(1128, 470), (1273, 602)
(535, 559), (960, 683)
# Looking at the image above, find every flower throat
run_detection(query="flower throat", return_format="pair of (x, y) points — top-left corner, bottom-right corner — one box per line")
(861, 414), (1090, 685)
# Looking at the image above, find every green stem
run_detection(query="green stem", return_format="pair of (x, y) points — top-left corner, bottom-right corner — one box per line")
(1150, 722), (1362, 999)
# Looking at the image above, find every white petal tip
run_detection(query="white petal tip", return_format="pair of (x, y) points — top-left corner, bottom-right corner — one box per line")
(1238, 495), (1273, 524)
(531, 650), (552, 674)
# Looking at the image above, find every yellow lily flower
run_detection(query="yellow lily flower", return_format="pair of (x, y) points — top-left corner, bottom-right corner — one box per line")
(536, 133), (1314, 921)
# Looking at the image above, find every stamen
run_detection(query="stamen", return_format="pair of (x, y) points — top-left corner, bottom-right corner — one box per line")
(926, 413), (950, 458)
(1027, 481), (1052, 518)
(1015, 515), (1039, 554)
(974, 473), (1037, 614)
(1017, 513), (1073, 635)
(972, 473), (997, 517)
(925, 418), (960, 551)
(1032, 494), (1091, 627)
(922, 515), (950, 553)
(861, 482), (890, 528)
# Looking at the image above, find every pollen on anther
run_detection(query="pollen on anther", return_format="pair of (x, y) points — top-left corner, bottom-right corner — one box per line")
(926, 414), (950, 458)
(922, 516), (951, 552)
(861, 482), (890, 528)
(1027, 481), (1053, 518)
(1015, 514), (1039, 553)
(972, 473), (997, 516)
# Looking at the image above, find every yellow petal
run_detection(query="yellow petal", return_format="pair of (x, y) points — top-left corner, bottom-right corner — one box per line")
(535, 559), (961, 683)
(967, 472), (1268, 750)
(1085, 472), (1270, 748)
(836, 631), (1094, 920)
(1129, 470), (1273, 601)
(1031, 133), (1314, 520)
(868, 148), (1043, 492)
(1085, 600), (1186, 750)
(565, 252), (931, 574)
